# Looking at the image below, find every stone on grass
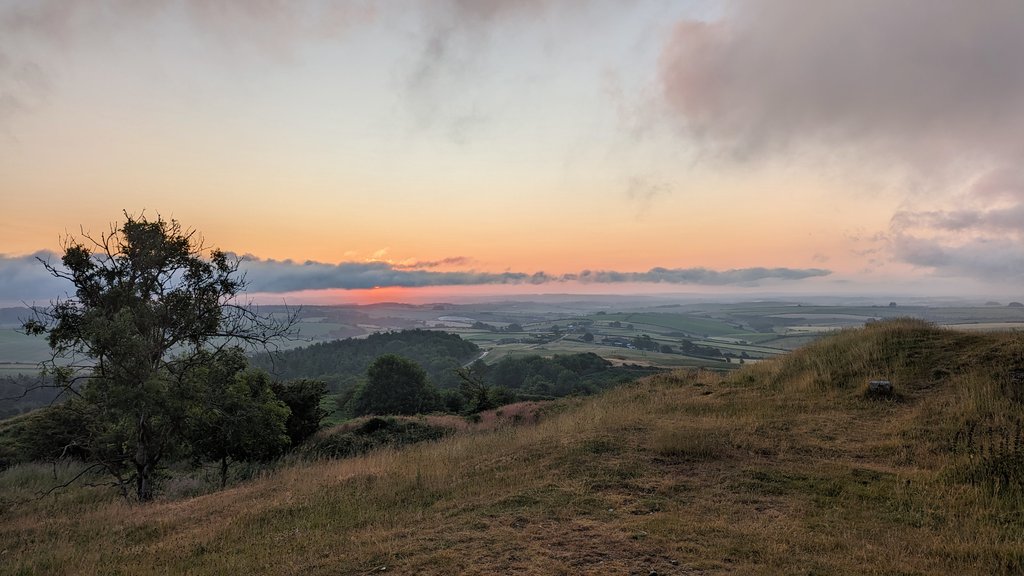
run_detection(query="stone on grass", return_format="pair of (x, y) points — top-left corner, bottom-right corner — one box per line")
(868, 379), (893, 393)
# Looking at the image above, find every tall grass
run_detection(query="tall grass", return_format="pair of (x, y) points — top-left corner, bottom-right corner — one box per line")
(2, 320), (1023, 574)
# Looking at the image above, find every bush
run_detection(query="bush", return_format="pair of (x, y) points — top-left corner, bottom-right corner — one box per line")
(271, 378), (330, 446)
(353, 355), (438, 416)
(301, 417), (452, 460)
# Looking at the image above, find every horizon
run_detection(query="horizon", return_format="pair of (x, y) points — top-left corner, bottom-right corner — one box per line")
(3, 286), (1021, 311)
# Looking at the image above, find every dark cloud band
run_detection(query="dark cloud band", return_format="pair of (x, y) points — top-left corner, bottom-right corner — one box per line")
(236, 256), (829, 292)
(0, 251), (831, 302)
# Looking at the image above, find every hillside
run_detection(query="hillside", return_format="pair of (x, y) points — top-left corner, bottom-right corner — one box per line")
(250, 329), (481, 390)
(2, 319), (1023, 574)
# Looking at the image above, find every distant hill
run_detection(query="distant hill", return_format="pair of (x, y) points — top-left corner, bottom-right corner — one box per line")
(4, 320), (1023, 574)
(251, 329), (481, 390)
(0, 307), (30, 327)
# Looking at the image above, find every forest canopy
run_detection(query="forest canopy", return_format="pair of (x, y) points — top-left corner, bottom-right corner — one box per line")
(251, 329), (480, 390)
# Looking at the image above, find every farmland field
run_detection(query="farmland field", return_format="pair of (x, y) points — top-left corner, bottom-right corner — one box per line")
(589, 312), (748, 337)
(0, 330), (52, 365)
(477, 338), (724, 368)
(4, 299), (1024, 374)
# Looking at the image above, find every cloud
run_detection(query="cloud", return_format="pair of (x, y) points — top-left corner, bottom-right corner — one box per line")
(179, 0), (375, 59)
(659, 1), (1024, 285)
(659, 1), (1024, 169)
(393, 256), (473, 269)
(891, 235), (1024, 284)
(625, 176), (673, 216)
(0, 251), (831, 301)
(238, 256), (830, 293)
(570, 267), (830, 286)
(405, 0), (568, 92)
(889, 169), (1024, 282)
(399, 0), (596, 141)
(0, 251), (71, 304)
(238, 257), (554, 292)
(0, 1), (373, 50)
(0, 0), (375, 130)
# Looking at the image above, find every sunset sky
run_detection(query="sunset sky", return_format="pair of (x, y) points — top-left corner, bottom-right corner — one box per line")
(2, 1), (1023, 305)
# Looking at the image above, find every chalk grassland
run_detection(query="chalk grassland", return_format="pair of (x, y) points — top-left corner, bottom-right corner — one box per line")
(2, 320), (1023, 574)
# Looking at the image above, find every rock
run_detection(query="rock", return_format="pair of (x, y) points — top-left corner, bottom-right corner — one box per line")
(868, 379), (893, 393)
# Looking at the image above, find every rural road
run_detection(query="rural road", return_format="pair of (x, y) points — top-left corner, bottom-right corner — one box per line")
(462, 350), (489, 367)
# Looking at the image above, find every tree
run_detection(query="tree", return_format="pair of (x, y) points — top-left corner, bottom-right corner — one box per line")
(22, 213), (295, 501)
(632, 334), (658, 351)
(456, 363), (494, 414)
(186, 349), (290, 488)
(353, 355), (435, 416)
(581, 331), (595, 342)
(270, 378), (329, 446)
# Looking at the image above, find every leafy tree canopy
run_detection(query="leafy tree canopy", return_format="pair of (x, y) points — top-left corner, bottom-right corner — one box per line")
(186, 348), (291, 488)
(353, 354), (437, 416)
(22, 213), (294, 501)
(270, 378), (330, 446)
(251, 329), (479, 390)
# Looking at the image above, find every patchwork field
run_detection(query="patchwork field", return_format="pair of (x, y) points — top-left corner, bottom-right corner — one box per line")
(5, 300), (1024, 376)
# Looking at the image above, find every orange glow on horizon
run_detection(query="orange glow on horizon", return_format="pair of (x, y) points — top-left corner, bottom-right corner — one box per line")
(246, 279), (824, 307)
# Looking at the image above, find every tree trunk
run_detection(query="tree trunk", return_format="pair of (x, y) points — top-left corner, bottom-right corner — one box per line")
(135, 461), (154, 502)
(220, 456), (230, 489)
(135, 413), (155, 502)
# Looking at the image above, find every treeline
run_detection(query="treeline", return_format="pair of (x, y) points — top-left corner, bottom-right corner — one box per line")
(471, 321), (523, 333)
(251, 329), (480, 390)
(328, 351), (662, 420)
(676, 338), (727, 359)
(0, 353), (329, 487)
(440, 352), (660, 415)
(2, 349), (658, 490)
(481, 353), (661, 399)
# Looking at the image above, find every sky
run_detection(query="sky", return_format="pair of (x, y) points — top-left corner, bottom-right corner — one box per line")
(1, 0), (1023, 305)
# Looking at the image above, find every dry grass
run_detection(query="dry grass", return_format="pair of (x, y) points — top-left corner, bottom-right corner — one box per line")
(2, 320), (1024, 574)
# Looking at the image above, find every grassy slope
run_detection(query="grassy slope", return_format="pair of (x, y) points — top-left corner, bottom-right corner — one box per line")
(3, 319), (1024, 575)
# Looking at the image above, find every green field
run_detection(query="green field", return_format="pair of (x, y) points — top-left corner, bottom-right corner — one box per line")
(590, 312), (749, 337)
(0, 330), (52, 364)
(6, 301), (1024, 375)
(477, 338), (725, 368)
